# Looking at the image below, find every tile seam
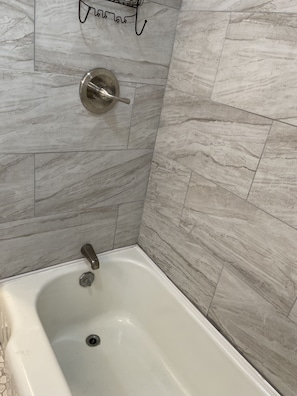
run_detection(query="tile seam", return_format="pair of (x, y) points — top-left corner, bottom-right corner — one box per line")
(210, 12), (231, 101)
(246, 122), (274, 201)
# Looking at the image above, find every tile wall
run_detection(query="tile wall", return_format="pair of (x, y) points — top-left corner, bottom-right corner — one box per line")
(139, 1), (297, 395)
(0, 0), (180, 278)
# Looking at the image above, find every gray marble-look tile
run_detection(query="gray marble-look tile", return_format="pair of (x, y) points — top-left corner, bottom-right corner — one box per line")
(35, 150), (152, 216)
(139, 200), (223, 314)
(249, 122), (297, 229)
(289, 298), (297, 325)
(167, 11), (229, 99)
(128, 84), (165, 149)
(114, 201), (144, 248)
(156, 89), (271, 199)
(0, 155), (34, 223)
(145, 151), (191, 226)
(0, 206), (117, 278)
(208, 268), (297, 396)
(182, 0), (297, 12)
(0, 0), (34, 71)
(212, 13), (297, 126)
(180, 172), (297, 315)
(151, 0), (181, 9)
(35, 0), (178, 85)
(0, 71), (134, 153)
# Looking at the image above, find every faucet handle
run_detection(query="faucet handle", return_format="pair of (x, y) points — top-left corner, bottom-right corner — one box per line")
(81, 244), (100, 270)
(88, 82), (131, 105)
(79, 68), (130, 114)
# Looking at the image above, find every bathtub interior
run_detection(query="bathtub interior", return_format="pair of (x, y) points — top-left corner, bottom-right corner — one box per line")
(37, 260), (191, 396)
(35, 246), (278, 396)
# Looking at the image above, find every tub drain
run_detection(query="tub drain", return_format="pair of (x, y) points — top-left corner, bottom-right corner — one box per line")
(86, 334), (101, 347)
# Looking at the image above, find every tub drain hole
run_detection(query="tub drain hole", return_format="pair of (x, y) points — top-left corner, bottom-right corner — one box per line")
(86, 334), (101, 347)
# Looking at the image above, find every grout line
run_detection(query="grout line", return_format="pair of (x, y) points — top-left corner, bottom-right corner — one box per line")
(137, 203), (146, 244)
(182, 170), (193, 207)
(166, 77), (297, 132)
(112, 205), (120, 249)
(148, 0), (181, 11)
(210, 12), (231, 100)
(0, 64), (167, 88)
(287, 295), (297, 319)
(33, 0), (36, 71)
(118, 199), (145, 206)
(206, 264), (225, 317)
(150, 86), (166, 148)
(127, 86), (137, 149)
(0, 149), (153, 155)
(179, 9), (297, 14)
(246, 122), (274, 200)
(134, 5), (181, 224)
(221, 263), (297, 321)
(178, 170), (192, 228)
(205, 306), (283, 396)
(182, 167), (297, 236)
(33, 154), (36, 217)
(136, 151), (154, 242)
(171, 84), (274, 126)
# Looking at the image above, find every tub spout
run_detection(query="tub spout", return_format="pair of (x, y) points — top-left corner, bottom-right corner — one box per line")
(81, 244), (100, 270)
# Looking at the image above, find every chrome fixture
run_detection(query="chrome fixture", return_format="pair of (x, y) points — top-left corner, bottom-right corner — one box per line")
(79, 68), (131, 114)
(88, 82), (130, 105)
(81, 243), (100, 270)
(79, 271), (95, 287)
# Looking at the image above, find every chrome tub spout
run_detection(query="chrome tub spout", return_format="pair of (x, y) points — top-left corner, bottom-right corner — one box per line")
(81, 244), (100, 270)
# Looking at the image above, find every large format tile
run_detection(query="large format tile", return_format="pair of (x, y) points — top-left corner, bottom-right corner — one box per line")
(0, 155), (34, 223)
(180, 172), (297, 314)
(35, 0), (178, 85)
(139, 201), (223, 314)
(129, 84), (165, 149)
(249, 122), (297, 229)
(156, 90), (271, 199)
(35, 150), (152, 216)
(114, 201), (144, 248)
(145, 152), (191, 226)
(182, 0), (297, 12)
(0, 0), (34, 71)
(154, 0), (181, 9)
(212, 13), (297, 126)
(167, 12), (229, 99)
(0, 207), (118, 278)
(0, 71), (134, 153)
(289, 298), (297, 325)
(208, 268), (297, 396)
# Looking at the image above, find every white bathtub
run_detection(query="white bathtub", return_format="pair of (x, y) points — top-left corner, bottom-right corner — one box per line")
(0, 245), (280, 396)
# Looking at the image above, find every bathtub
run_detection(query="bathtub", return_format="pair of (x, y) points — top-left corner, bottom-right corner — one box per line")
(0, 245), (280, 396)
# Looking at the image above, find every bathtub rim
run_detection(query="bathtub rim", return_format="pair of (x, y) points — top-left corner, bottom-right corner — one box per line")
(0, 244), (281, 396)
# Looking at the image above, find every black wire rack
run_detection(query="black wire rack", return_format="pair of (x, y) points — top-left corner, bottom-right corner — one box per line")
(107, 0), (144, 7)
(78, 0), (147, 36)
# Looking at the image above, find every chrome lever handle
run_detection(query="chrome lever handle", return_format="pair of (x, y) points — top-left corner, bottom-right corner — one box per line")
(99, 87), (131, 105)
(88, 82), (131, 105)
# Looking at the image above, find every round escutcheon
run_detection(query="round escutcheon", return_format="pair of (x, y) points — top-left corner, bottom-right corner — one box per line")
(79, 68), (120, 114)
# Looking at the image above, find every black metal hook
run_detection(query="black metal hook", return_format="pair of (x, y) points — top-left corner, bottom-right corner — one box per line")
(78, 0), (93, 24)
(78, 0), (147, 36)
(134, 4), (147, 36)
